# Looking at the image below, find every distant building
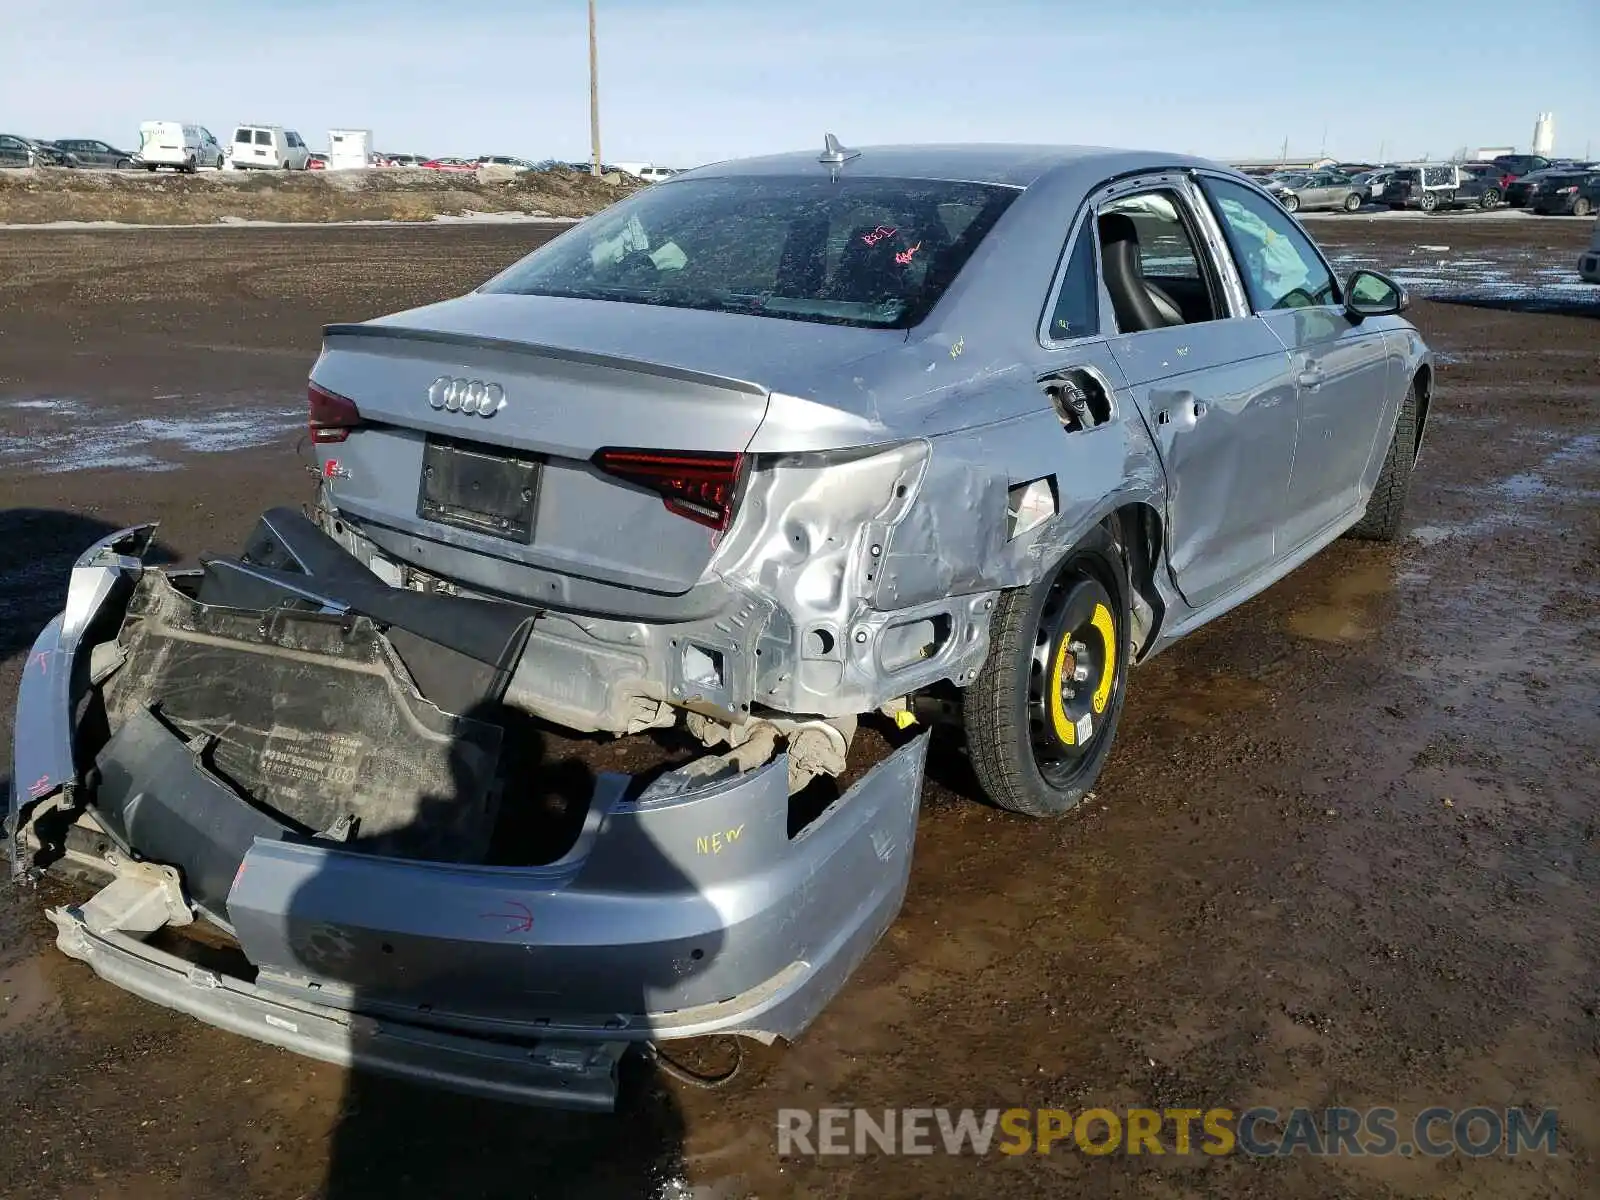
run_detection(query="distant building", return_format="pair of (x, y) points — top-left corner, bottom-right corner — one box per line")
(1532, 112), (1555, 156)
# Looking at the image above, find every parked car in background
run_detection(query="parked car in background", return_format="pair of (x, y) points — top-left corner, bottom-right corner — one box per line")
(227, 125), (311, 171)
(1350, 168), (1397, 203)
(11, 137), (73, 166)
(1530, 170), (1600, 217)
(135, 122), (226, 172)
(0, 134), (56, 167)
(1579, 216), (1600, 282)
(1265, 170), (1363, 213)
(307, 152), (329, 171)
(1380, 164), (1500, 212)
(421, 156), (478, 172)
(477, 155), (540, 171)
(1507, 163), (1598, 208)
(611, 161), (679, 182)
(1490, 154), (1552, 183)
(378, 153), (427, 167)
(49, 138), (137, 169)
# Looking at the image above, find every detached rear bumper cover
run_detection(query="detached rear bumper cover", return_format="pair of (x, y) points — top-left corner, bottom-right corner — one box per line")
(9, 524), (928, 1108)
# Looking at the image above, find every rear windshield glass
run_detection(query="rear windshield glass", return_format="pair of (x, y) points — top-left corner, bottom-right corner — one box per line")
(234, 129), (252, 143)
(254, 130), (272, 145)
(481, 175), (1020, 329)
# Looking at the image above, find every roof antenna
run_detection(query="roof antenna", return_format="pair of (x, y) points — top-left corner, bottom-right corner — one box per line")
(819, 132), (859, 179)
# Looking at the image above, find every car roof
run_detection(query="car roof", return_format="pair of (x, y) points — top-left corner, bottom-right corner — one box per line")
(684, 143), (1223, 188)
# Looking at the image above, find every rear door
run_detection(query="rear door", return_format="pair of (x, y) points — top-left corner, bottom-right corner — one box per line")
(1092, 177), (1299, 609)
(1199, 174), (1391, 549)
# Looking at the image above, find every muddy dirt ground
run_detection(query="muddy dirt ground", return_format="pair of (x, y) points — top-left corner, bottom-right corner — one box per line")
(1, 216), (1597, 1199)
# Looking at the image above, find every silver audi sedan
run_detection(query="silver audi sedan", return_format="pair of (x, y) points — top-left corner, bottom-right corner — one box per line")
(13, 139), (1431, 1107)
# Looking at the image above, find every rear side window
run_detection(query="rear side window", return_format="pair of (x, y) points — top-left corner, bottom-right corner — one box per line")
(1047, 224), (1100, 340)
(483, 175), (1020, 329)
(254, 130), (272, 146)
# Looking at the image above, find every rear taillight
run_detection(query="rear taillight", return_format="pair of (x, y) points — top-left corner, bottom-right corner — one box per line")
(593, 448), (745, 530)
(308, 381), (362, 444)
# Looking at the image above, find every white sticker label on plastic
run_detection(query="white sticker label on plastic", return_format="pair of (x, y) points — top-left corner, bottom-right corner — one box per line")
(1076, 713), (1093, 744)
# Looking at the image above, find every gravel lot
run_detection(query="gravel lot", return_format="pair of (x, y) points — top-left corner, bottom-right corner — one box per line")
(1, 216), (1597, 1200)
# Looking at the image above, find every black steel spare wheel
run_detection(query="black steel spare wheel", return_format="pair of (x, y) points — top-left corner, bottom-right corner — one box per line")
(1029, 572), (1117, 783)
(964, 525), (1130, 817)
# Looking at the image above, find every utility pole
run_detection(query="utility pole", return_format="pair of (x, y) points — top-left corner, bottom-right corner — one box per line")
(588, 0), (602, 176)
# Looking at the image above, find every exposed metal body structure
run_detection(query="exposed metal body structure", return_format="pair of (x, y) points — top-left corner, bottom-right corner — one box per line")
(9, 143), (1432, 1110)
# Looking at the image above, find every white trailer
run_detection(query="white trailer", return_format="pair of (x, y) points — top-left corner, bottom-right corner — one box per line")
(328, 129), (373, 170)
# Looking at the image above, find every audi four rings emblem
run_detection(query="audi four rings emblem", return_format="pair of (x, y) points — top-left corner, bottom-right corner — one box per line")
(428, 376), (506, 417)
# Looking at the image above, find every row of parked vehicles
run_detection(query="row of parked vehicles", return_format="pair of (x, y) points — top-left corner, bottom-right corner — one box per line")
(1252, 154), (1599, 216)
(0, 125), (679, 181)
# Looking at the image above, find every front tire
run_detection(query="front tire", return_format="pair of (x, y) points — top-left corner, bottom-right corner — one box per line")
(1343, 192), (1362, 212)
(1479, 189), (1500, 210)
(1574, 197), (1594, 218)
(964, 525), (1131, 817)
(1348, 382), (1419, 542)
(1281, 193), (1300, 213)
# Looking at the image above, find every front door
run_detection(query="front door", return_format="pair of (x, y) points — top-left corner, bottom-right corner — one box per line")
(1200, 175), (1392, 548)
(1092, 182), (1299, 610)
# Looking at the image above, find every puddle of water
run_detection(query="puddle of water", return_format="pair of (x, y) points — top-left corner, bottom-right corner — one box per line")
(0, 397), (303, 473)
(1499, 473), (1548, 499)
(1286, 558), (1393, 644)
(0, 955), (61, 1034)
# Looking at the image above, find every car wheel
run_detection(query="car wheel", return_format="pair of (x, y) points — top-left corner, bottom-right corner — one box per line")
(1479, 189), (1500, 210)
(1343, 192), (1362, 212)
(1347, 382), (1420, 542)
(183, 156), (197, 175)
(116, 158), (131, 170)
(1574, 197), (1594, 218)
(964, 523), (1131, 818)
(1281, 193), (1300, 213)
(1418, 193), (1438, 212)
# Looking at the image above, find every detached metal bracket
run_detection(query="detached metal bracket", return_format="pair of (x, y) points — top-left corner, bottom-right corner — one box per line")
(71, 853), (193, 939)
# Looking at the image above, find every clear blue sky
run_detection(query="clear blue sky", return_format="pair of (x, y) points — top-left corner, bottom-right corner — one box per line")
(5, 0), (1596, 166)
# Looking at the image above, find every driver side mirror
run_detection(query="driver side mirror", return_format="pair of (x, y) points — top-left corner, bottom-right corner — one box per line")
(1345, 269), (1409, 319)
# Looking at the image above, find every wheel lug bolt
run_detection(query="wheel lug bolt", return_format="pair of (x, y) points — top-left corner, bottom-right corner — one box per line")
(1073, 664), (1091, 683)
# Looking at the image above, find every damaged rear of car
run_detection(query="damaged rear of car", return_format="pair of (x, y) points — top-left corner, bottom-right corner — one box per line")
(11, 139), (1431, 1109)
(12, 518), (927, 1110)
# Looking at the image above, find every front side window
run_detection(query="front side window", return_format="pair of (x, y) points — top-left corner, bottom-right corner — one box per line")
(1202, 176), (1338, 312)
(482, 175), (1019, 329)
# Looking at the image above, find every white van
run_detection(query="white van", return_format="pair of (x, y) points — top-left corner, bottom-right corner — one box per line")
(611, 161), (678, 183)
(228, 125), (311, 171)
(135, 122), (226, 173)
